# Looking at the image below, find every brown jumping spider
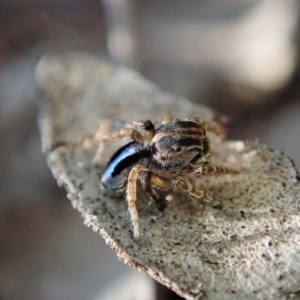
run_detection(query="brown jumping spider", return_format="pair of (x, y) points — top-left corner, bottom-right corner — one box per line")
(96, 116), (234, 238)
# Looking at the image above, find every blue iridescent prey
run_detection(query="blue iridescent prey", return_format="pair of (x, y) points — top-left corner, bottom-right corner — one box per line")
(100, 142), (150, 190)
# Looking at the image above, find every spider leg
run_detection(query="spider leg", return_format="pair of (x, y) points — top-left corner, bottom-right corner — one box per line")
(201, 121), (227, 139)
(161, 115), (177, 125)
(172, 175), (219, 206)
(190, 165), (236, 176)
(131, 120), (155, 145)
(126, 165), (145, 238)
(139, 171), (172, 211)
(93, 127), (143, 165)
(127, 165), (173, 238)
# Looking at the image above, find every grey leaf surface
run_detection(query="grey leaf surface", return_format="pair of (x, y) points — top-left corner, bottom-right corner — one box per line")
(37, 53), (300, 300)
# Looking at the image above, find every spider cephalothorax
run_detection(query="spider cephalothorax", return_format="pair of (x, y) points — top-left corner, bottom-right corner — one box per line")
(96, 116), (233, 238)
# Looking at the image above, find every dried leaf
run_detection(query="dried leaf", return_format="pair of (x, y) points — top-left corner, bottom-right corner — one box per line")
(37, 53), (300, 300)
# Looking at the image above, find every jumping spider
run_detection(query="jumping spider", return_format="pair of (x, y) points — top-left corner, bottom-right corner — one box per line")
(96, 116), (234, 238)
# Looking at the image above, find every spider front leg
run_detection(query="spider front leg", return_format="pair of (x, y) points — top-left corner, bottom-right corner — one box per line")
(172, 175), (219, 206)
(126, 165), (145, 238)
(126, 165), (173, 238)
(131, 120), (155, 146)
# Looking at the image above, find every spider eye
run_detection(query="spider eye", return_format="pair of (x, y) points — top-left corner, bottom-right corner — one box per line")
(172, 146), (182, 152)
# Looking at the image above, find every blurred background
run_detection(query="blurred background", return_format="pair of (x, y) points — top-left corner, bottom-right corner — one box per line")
(0, 0), (300, 299)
